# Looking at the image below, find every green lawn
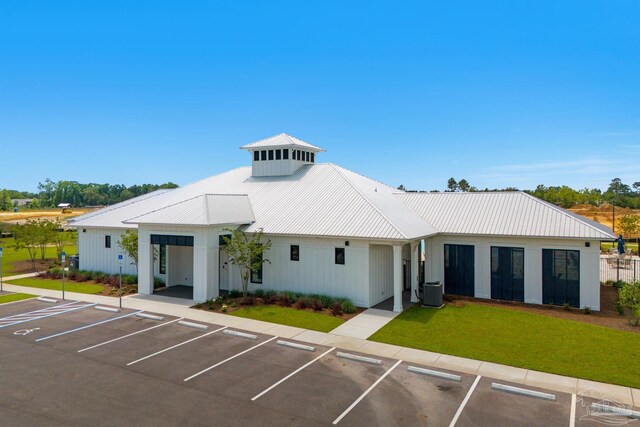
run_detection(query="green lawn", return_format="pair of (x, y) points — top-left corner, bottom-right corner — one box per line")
(369, 303), (640, 389)
(0, 293), (36, 304)
(0, 237), (78, 275)
(229, 305), (344, 332)
(601, 241), (638, 253)
(5, 277), (103, 294)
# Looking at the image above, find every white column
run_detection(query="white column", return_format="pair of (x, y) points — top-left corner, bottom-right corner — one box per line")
(137, 231), (154, 295)
(393, 244), (403, 312)
(410, 241), (419, 303)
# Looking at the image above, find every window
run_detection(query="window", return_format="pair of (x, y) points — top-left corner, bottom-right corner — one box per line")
(490, 247), (524, 302)
(250, 249), (263, 284)
(275, 149), (281, 160)
(542, 249), (580, 307)
(283, 149), (289, 159)
(268, 150), (274, 160)
(297, 150), (302, 161)
(335, 247), (345, 265)
(290, 245), (299, 261)
(292, 149), (296, 160)
(310, 152), (315, 162)
(305, 151), (310, 162)
(105, 235), (111, 248)
(254, 151), (260, 161)
(261, 150), (267, 161)
(218, 234), (231, 246)
(159, 245), (167, 274)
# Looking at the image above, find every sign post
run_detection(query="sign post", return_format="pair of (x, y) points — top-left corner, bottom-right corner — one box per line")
(118, 254), (123, 309)
(0, 246), (3, 293)
(60, 251), (66, 300)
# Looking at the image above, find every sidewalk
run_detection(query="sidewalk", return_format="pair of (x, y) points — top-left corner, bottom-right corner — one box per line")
(2, 280), (639, 407)
(329, 308), (399, 339)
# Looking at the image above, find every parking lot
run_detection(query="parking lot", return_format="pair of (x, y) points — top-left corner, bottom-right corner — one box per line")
(0, 297), (638, 426)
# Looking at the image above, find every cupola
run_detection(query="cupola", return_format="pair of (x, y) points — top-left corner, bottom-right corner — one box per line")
(240, 133), (325, 177)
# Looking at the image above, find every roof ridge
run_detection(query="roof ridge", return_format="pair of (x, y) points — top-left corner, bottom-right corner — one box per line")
(123, 194), (204, 223)
(330, 164), (408, 239)
(520, 192), (614, 238)
(70, 189), (172, 224)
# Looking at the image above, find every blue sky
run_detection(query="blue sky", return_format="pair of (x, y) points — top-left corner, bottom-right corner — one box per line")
(1, 0), (638, 192)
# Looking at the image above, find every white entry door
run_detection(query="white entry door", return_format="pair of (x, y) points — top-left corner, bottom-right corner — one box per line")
(219, 250), (229, 291)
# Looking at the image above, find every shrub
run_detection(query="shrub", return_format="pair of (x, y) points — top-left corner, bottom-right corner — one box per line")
(338, 298), (356, 314)
(253, 288), (265, 298)
(318, 295), (335, 308)
(230, 301), (237, 308)
(221, 304), (228, 313)
(294, 297), (310, 310)
(618, 281), (640, 323)
(240, 296), (255, 306)
(616, 301), (625, 315)
(563, 303), (571, 311)
(278, 293), (292, 307)
(93, 272), (107, 283)
(229, 290), (242, 299)
(262, 290), (277, 304)
(330, 301), (342, 316)
(122, 275), (137, 285)
(75, 273), (88, 282)
(153, 278), (165, 289)
(582, 306), (591, 315)
(311, 298), (324, 311)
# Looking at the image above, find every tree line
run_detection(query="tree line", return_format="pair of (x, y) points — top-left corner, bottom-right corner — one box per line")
(398, 177), (640, 210)
(0, 179), (179, 210)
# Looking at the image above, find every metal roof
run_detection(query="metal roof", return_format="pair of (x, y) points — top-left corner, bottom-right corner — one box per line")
(72, 164), (436, 240)
(395, 191), (615, 240)
(240, 133), (325, 152)
(124, 194), (255, 226)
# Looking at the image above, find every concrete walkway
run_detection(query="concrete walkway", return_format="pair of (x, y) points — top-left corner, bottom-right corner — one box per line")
(329, 308), (399, 339)
(1, 280), (639, 408)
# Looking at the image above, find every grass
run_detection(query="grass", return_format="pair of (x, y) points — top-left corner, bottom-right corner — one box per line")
(229, 305), (345, 332)
(5, 277), (104, 294)
(0, 236), (77, 275)
(601, 241), (639, 253)
(369, 303), (640, 389)
(0, 293), (36, 304)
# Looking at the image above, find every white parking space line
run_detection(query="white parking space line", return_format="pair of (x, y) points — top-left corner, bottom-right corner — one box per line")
(332, 359), (403, 425)
(184, 336), (278, 382)
(570, 394), (576, 427)
(448, 375), (481, 427)
(252, 347), (335, 401)
(0, 302), (97, 329)
(35, 310), (144, 342)
(127, 326), (227, 366)
(78, 317), (184, 353)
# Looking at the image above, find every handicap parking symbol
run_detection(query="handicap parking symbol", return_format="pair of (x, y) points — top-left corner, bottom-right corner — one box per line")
(13, 328), (40, 336)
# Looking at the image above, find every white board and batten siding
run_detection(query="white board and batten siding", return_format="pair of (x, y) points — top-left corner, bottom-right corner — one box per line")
(424, 235), (601, 310)
(227, 236), (371, 308)
(369, 245), (394, 306)
(77, 228), (140, 276)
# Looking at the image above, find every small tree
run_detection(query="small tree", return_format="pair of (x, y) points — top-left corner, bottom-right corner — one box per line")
(36, 219), (57, 260)
(14, 221), (41, 270)
(52, 220), (76, 261)
(222, 228), (272, 297)
(618, 281), (640, 326)
(118, 230), (139, 267)
(619, 214), (640, 245)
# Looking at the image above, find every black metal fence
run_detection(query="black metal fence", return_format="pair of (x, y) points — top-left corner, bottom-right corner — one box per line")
(600, 257), (640, 283)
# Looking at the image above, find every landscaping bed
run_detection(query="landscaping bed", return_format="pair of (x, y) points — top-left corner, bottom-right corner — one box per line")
(369, 301), (640, 389)
(194, 290), (362, 331)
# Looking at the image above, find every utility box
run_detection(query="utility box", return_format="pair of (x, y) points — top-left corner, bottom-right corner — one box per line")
(422, 281), (443, 308)
(69, 255), (80, 271)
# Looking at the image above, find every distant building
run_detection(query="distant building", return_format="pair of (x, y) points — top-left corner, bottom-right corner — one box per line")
(70, 133), (614, 311)
(12, 199), (32, 207)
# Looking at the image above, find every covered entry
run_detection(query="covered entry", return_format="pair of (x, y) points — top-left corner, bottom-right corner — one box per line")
(490, 246), (524, 302)
(542, 249), (580, 307)
(151, 234), (195, 299)
(444, 244), (475, 296)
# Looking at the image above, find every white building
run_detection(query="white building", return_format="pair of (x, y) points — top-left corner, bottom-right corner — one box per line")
(70, 133), (615, 311)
